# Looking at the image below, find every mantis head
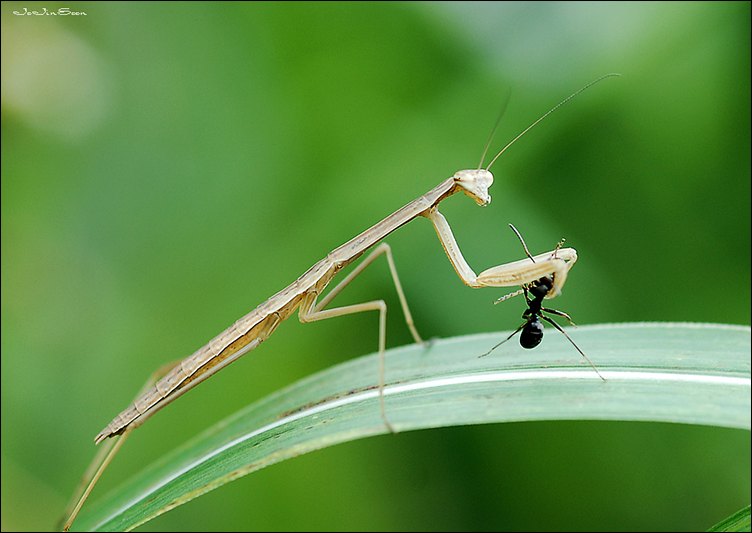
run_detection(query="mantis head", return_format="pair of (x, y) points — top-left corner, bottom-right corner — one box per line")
(453, 169), (493, 206)
(464, 74), (620, 210)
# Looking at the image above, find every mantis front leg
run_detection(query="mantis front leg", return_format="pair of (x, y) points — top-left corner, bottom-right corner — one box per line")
(426, 209), (602, 378)
(424, 207), (577, 295)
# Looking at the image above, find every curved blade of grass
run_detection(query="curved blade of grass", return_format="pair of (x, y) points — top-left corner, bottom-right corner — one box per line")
(73, 322), (751, 531)
(708, 504), (751, 532)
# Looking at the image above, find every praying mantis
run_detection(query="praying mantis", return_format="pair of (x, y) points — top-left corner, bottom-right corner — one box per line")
(61, 73), (619, 531)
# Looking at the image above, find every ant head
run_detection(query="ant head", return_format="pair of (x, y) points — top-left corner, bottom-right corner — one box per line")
(520, 319), (544, 349)
(453, 169), (493, 206)
(528, 275), (554, 299)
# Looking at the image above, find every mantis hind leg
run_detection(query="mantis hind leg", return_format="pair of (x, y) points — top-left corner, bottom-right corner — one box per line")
(299, 242), (425, 433)
(59, 360), (182, 531)
(60, 426), (130, 531)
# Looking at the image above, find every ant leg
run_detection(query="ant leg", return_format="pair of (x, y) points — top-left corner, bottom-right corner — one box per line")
(523, 285), (532, 305)
(539, 315), (605, 381)
(542, 307), (576, 326)
(479, 322), (526, 358)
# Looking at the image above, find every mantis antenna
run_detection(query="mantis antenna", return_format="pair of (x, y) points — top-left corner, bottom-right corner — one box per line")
(477, 87), (512, 169)
(485, 73), (621, 171)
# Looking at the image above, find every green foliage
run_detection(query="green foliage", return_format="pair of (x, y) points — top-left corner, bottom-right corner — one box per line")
(709, 505), (752, 532)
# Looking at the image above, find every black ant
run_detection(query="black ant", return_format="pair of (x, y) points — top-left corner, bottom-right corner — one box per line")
(480, 224), (605, 381)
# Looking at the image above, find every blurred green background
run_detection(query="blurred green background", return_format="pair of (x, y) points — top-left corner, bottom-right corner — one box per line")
(2, 2), (749, 531)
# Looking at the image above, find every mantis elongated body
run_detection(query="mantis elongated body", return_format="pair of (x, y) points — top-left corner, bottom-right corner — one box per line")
(61, 74), (618, 531)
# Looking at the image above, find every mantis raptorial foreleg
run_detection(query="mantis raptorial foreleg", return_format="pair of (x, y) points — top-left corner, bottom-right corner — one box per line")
(299, 242), (424, 431)
(424, 207), (577, 296)
(425, 208), (485, 288)
(478, 248), (577, 298)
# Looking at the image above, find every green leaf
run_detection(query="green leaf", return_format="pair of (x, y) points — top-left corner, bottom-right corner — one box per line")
(73, 322), (751, 531)
(708, 505), (751, 532)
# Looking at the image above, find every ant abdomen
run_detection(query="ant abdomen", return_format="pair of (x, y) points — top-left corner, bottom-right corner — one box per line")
(520, 320), (544, 349)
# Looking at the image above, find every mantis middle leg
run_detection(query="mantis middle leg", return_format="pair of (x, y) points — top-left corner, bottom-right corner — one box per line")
(299, 242), (424, 432)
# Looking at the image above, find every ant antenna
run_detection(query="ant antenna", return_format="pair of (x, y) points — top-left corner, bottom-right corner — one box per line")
(509, 223), (535, 263)
(478, 87), (512, 169)
(485, 73), (621, 172)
